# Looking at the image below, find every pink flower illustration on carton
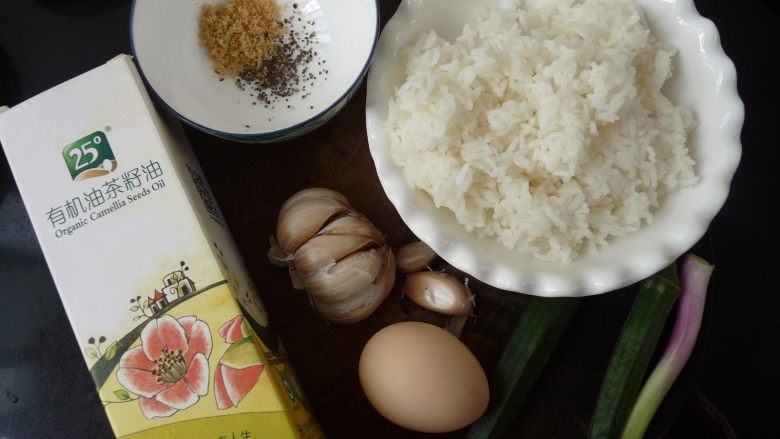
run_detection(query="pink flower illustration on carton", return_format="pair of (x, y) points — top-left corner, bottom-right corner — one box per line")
(215, 316), (264, 409)
(117, 315), (212, 419)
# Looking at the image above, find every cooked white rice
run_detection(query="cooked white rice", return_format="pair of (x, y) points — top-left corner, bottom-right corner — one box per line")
(387, 0), (697, 262)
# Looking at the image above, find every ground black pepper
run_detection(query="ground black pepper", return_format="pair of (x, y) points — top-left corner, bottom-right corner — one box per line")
(235, 8), (326, 107)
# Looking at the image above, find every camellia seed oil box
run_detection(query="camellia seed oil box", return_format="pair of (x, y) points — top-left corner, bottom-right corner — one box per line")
(0, 55), (324, 439)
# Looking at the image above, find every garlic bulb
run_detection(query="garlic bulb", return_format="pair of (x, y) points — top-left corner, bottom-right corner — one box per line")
(402, 271), (474, 316)
(270, 188), (395, 324)
(396, 241), (437, 273)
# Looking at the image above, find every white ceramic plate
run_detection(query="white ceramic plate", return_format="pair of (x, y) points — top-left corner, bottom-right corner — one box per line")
(366, 0), (743, 296)
(132, 0), (378, 142)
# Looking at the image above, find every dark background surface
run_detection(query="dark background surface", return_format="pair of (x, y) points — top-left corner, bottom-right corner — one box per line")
(0, 0), (778, 438)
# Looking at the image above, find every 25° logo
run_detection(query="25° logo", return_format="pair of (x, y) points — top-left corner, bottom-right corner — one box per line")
(62, 130), (117, 181)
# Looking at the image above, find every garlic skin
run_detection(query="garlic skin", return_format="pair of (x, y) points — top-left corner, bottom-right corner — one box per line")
(319, 214), (384, 242)
(314, 249), (396, 324)
(267, 236), (290, 268)
(293, 233), (378, 278)
(279, 187), (352, 215)
(396, 241), (437, 273)
(301, 246), (385, 304)
(272, 188), (395, 324)
(268, 236), (304, 289)
(402, 271), (474, 316)
(276, 197), (351, 255)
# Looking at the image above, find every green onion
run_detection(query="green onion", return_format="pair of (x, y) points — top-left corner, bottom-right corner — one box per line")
(621, 254), (713, 439)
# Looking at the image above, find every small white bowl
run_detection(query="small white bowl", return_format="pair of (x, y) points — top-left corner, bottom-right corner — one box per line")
(131, 0), (379, 142)
(366, 0), (743, 296)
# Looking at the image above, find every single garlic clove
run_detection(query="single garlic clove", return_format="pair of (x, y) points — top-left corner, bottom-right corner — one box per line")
(276, 197), (351, 254)
(304, 246), (386, 304)
(279, 187), (351, 215)
(293, 234), (377, 278)
(318, 214), (384, 243)
(402, 271), (474, 316)
(315, 249), (396, 324)
(396, 240), (437, 273)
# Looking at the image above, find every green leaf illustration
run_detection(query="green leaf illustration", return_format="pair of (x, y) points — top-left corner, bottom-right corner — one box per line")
(104, 342), (118, 360)
(219, 337), (263, 369)
(85, 348), (98, 359)
(114, 389), (131, 401)
(130, 305), (140, 312)
(133, 315), (143, 321)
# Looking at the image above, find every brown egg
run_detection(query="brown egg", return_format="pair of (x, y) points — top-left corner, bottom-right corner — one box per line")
(358, 322), (490, 433)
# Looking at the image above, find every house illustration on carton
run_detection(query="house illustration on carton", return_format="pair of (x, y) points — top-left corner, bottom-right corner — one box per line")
(160, 267), (196, 303)
(140, 262), (196, 317)
(147, 290), (169, 314)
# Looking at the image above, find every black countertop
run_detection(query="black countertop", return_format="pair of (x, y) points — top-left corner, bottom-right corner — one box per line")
(1, 1), (778, 438)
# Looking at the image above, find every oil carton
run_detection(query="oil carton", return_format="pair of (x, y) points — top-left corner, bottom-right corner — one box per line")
(0, 55), (324, 439)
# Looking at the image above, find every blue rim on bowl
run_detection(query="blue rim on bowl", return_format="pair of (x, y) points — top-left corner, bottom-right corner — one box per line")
(130, 0), (380, 143)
